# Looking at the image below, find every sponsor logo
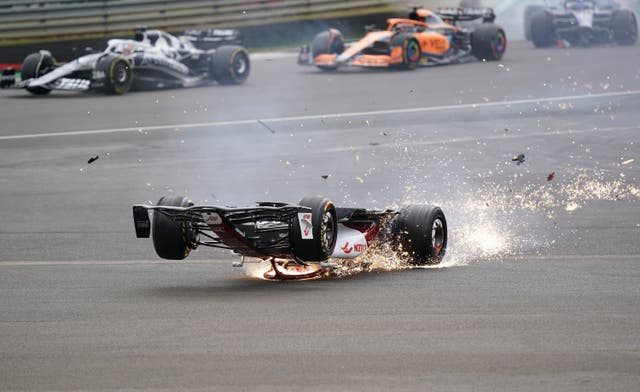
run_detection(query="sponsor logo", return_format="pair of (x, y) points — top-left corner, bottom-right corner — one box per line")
(202, 212), (222, 225)
(341, 241), (366, 254)
(297, 213), (313, 239)
(92, 70), (106, 80)
(133, 53), (189, 74)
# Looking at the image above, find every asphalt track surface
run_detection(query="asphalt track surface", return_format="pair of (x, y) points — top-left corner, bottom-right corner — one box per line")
(1, 41), (639, 391)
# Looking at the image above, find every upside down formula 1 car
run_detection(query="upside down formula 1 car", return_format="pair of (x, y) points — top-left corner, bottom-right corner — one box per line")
(524, 0), (638, 47)
(297, 7), (506, 71)
(133, 195), (447, 280)
(16, 27), (250, 95)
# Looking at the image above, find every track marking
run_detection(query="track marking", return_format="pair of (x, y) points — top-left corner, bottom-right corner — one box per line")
(1, 89), (639, 141)
(0, 259), (227, 267)
(1, 254), (638, 267)
(319, 124), (640, 153)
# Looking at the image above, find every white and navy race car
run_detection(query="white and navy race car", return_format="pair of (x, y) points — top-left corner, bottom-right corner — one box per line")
(17, 27), (249, 95)
(133, 196), (447, 280)
(524, 0), (638, 46)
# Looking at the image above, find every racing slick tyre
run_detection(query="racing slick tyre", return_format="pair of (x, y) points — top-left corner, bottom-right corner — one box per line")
(524, 5), (546, 41)
(311, 29), (345, 70)
(531, 10), (555, 48)
(210, 45), (250, 85)
(390, 34), (421, 70)
(290, 196), (337, 262)
(21, 51), (54, 95)
(392, 205), (447, 265)
(612, 9), (638, 45)
(152, 195), (195, 260)
(471, 24), (506, 61)
(95, 55), (133, 95)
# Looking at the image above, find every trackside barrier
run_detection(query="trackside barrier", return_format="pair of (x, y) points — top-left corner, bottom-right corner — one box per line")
(0, 0), (458, 45)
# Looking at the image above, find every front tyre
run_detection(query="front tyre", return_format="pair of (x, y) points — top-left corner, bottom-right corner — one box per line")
(210, 45), (250, 85)
(612, 9), (638, 45)
(524, 5), (545, 41)
(530, 10), (555, 48)
(21, 51), (55, 95)
(311, 29), (345, 71)
(290, 196), (337, 262)
(471, 24), (506, 61)
(392, 205), (447, 265)
(152, 195), (196, 260)
(390, 34), (421, 70)
(96, 55), (133, 94)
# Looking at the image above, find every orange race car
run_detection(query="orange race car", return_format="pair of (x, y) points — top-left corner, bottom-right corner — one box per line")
(298, 7), (506, 70)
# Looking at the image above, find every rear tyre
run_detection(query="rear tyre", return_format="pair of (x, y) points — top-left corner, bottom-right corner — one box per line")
(152, 195), (195, 260)
(612, 9), (638, 45)
(531, 10), (555, 48)
(392, 205), (447, 265)
(95, 55), (133, 94)
(471, 24), (506, 61)
(311, 29), (344, 70)
(210, 45), (250, 85)
(290, 196), (337, 262)
(390, 34), (421, 70)
(21, 51), (54, 95)
(524, 5), (545, 41)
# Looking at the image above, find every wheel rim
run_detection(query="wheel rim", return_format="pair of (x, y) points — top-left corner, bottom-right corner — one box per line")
(234, 55), (247, 75)
(492, 31), (506, 55)
(407, 40), (420, 63)
(115, 64), (128, 84)
(321, 210), (335, 251)
(431, 218), (445, 255)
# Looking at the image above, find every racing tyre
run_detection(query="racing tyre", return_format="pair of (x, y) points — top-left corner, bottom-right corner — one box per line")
(390, 34), (421, 70)
(530, 10), (555, 48)
(612, 9), (638, 45)
(471, 24), (506, 61)
(312, 29), (345, 70)
(392, 205), (447, 265)
(21, 51), (54, 95)
(152, 195), (195, 260)
(524, 5), (545, 41)
(210, 45), (250, 85)
(290, 196), (337, 262)
(96, 55), (133, 95)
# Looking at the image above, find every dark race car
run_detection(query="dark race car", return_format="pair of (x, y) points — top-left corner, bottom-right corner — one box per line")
(298, 6), (506, 71)
(133, 195), (448, 280)
(16, 28), (250, 95)
(524, 0), (638, 46)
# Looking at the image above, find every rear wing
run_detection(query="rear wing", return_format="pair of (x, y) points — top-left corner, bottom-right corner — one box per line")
(436, 7), (496, 24)
(132, 203), (309, 238)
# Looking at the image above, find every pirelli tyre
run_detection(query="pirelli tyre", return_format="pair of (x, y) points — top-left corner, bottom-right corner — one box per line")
(392, 205), (447, 265)
(471, 24), (507, 61)
(531, 10), (555, 48)
(152, 195), (196, 260)
(21, 51), (55, 95)
(311, 29), (345, 70)
(290, 196), (337, 262)
(210, 45), (250, 85)
(390, 34), (420, 70)
(612, 9), (638, 45)
(95, 55), (133, 94)
(524, 5), (545, 41)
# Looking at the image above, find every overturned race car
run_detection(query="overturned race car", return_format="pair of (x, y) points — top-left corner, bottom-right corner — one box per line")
(298, 6), (506, 71)
(133, 196), (447, 280)
(524, 0), (638, 47)
(17, 27), (250, 95)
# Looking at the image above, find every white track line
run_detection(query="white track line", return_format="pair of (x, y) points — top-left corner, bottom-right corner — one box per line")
(0, 259), (227, 266)
(0, 254), (639, 267)
(1, 89), (639, 141)
(319, 124), (640, 153)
